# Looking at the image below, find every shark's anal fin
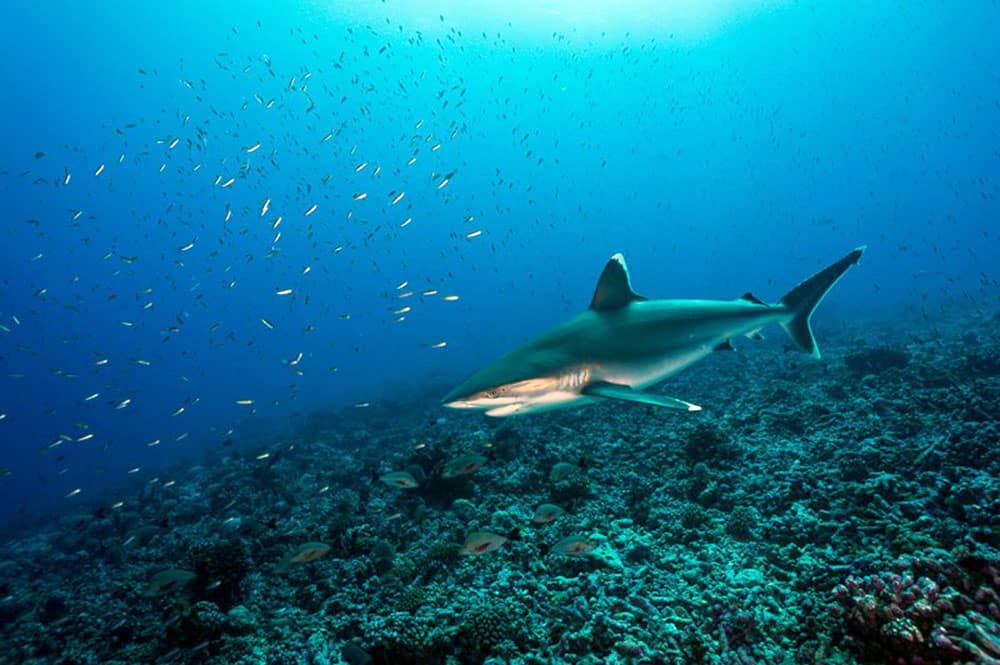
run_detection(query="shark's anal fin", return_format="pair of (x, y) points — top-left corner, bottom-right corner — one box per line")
(582, 381), (701, 412)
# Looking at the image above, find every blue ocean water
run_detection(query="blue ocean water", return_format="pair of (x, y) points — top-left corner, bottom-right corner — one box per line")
(0, 0), (996, 530)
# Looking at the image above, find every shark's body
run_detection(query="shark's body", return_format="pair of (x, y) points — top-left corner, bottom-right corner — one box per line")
(443, 247), (865, 416)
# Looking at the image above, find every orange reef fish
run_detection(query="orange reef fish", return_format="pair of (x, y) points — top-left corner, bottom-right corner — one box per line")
(145, 569), (197, 596)
(549, 461), (582, 483)
(279, 542), (331, 570)
(379, 471), (419, 488)
(548, 535), (598, 557)
(460, 531), (509, 556)
(440, 454), (488, 479)
(532, 503), (565, 524)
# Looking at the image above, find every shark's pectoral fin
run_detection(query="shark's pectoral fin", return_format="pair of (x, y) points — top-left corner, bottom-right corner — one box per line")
(582, 381), (701, 412)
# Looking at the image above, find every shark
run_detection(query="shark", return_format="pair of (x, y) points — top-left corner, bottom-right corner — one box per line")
(442, 246), (865, 417)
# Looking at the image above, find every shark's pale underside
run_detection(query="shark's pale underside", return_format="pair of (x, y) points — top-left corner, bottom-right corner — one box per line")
(443, 246), (866, 417)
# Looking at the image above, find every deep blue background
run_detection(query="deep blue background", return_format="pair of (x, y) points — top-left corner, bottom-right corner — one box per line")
(0, 1), (997, 523)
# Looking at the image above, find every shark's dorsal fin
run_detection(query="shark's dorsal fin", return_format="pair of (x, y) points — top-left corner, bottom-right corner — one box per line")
(590, 253), (646, 310)
(741, 292), (768, 306)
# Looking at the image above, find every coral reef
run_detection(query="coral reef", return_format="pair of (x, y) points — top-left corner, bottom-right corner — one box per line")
(0, 311), (997, 664)
(834, 541), (1000, 664)
(188, 537), (251, 610)
(844, 346), (910, 375)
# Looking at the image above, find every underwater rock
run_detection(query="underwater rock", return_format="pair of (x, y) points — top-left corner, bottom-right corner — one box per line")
(731, 568), (766, 587)
(341, 641), (373, 665)
(371, 612), (449, 665)
(166, 601), (228, 647)
(679, 503), (710, 530)
(623, 542), (654, 564)
(725, 505), (760, 539)
(188, 537), (250, 610)
(684, 422), (735, 464)
(107, 614), (135, 644)
(844, 347), (909, 375)
(413, 541), (462, 583)
(963, 348), (1000, 377)
(548, 460), (584, 483)
(369, 539), (395, 575)
(396, 586), (427, 613)
(450, 498), (478, 522)
(39, 593), (68, 624)
(225, 604), (256, 635)
(548, 461), (591, 504)
(0, 595), (26, 625)
(459, 601), (524, 654)
(491, 425), (524, 460)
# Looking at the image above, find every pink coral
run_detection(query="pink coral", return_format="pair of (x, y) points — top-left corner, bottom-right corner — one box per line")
(833, 543), (1000, 664)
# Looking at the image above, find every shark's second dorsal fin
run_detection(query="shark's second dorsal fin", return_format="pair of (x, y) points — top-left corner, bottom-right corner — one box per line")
(590, 253), (646, 310)
(741, 292), (768, 306)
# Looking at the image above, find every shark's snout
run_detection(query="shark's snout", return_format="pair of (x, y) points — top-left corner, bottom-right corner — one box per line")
(441, 383), (474, 407)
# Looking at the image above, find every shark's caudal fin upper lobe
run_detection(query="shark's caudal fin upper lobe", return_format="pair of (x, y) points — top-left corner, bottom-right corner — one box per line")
(779, 246), (866, 359)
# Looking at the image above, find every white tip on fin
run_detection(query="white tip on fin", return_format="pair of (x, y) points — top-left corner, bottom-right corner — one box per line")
(582, 381), (699, 413)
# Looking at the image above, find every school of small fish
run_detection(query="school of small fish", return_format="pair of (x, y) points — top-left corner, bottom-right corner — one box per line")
(1, 18), (551, 505)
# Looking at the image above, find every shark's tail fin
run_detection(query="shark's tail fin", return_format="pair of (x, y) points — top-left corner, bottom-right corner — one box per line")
(779, 246), (866, 359)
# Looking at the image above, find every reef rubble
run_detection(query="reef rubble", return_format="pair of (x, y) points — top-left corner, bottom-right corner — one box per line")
(0, 310), (997, 664)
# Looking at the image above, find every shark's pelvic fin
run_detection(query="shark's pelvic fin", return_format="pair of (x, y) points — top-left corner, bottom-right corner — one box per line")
(590, 253), (647, 310)
(779, 246), (866, 359)
(582, 381), (701, 412)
